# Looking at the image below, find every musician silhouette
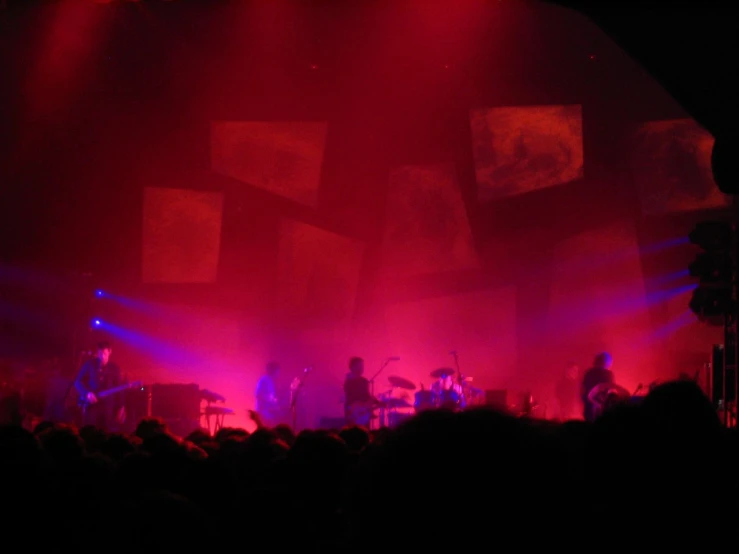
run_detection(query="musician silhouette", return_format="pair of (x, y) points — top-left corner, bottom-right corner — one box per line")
(344, 357), (374, 426)
(255, 361), (282, 427)
(580, 352), (614, 422)
(73, 341), (126, 430)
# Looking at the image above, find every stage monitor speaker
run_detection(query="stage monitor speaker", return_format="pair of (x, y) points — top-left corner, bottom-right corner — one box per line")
(150, 383), (200, 421)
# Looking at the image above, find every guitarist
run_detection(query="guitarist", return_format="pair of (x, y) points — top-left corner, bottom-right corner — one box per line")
(73, 341), (126, 430)
(343, 357), (376, 427)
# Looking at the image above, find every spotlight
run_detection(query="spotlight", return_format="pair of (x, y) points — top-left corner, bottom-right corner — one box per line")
(92, 318), (102, 327)
(95, 290), (104, 298)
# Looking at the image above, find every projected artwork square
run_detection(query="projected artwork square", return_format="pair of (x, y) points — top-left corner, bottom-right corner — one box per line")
(210, 121), (328, 207)
(277, 220), (365, 327)
(383, 287), (517, 390)
(470, 105), (584, 201)
(630, 118), (729, 215)
(384, 163), (479, 280)
(548, 221), (654, 387)
(142, 187), (223, 284)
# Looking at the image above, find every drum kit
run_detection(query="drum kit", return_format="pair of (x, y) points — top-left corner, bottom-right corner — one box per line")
(587, 382), (632, 419)
(374, 369), (484, 427)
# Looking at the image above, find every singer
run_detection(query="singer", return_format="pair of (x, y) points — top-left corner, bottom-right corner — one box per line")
(73, 341), (126, 430)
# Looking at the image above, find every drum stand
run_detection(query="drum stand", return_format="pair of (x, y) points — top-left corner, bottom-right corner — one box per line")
(368, 359), (392, 430)
(451, 351), (467, 408)
(290, 367), (313, 431)
(377, 389), (390, 428)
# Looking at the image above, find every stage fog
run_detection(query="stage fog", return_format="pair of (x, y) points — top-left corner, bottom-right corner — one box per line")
(0, 0), (726, 430)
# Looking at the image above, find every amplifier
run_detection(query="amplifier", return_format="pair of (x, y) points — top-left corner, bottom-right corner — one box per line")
(123, 386), (150, 432)
(150, 383), (200, 421)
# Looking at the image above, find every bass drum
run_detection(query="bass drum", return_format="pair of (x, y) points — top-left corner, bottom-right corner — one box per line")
(414, 390), (436, 413)
(437, 389), (461, 410)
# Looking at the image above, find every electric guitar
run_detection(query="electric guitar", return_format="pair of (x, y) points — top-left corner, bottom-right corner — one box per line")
(78, 381), (143, 410)
(258, 377), (305, 422)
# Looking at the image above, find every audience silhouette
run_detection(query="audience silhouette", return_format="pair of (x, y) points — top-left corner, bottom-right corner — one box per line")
(0, 379), (734, 552)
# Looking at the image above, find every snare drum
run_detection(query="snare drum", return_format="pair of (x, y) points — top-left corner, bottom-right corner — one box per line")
(414, 390), (436, 412)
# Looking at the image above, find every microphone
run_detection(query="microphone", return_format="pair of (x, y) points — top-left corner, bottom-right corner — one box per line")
(387, 356), (401, 361)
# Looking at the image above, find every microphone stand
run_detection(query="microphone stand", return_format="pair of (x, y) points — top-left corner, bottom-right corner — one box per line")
(451, 351), (465, 408)
(291, 367), (311, 431)
(369, 359), (391, 429)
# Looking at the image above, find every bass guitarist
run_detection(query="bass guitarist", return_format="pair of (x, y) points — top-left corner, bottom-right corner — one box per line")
(74, 341), (126, 430)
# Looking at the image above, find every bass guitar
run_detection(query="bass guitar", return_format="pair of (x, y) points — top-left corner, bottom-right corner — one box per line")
(78, 381), (143, 411)
(346, 399), (382, 427)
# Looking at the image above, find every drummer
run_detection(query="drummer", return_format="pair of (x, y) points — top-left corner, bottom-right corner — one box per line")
(430, 368), (466, 410)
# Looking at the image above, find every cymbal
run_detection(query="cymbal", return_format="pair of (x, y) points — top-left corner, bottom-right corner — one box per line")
(430, 367), (455, 379)
(388, 375), (416, 390)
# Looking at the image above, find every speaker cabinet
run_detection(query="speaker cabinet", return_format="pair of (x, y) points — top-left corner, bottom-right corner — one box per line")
(122, 386), (149, 432)
(150, 383), (201, 434)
